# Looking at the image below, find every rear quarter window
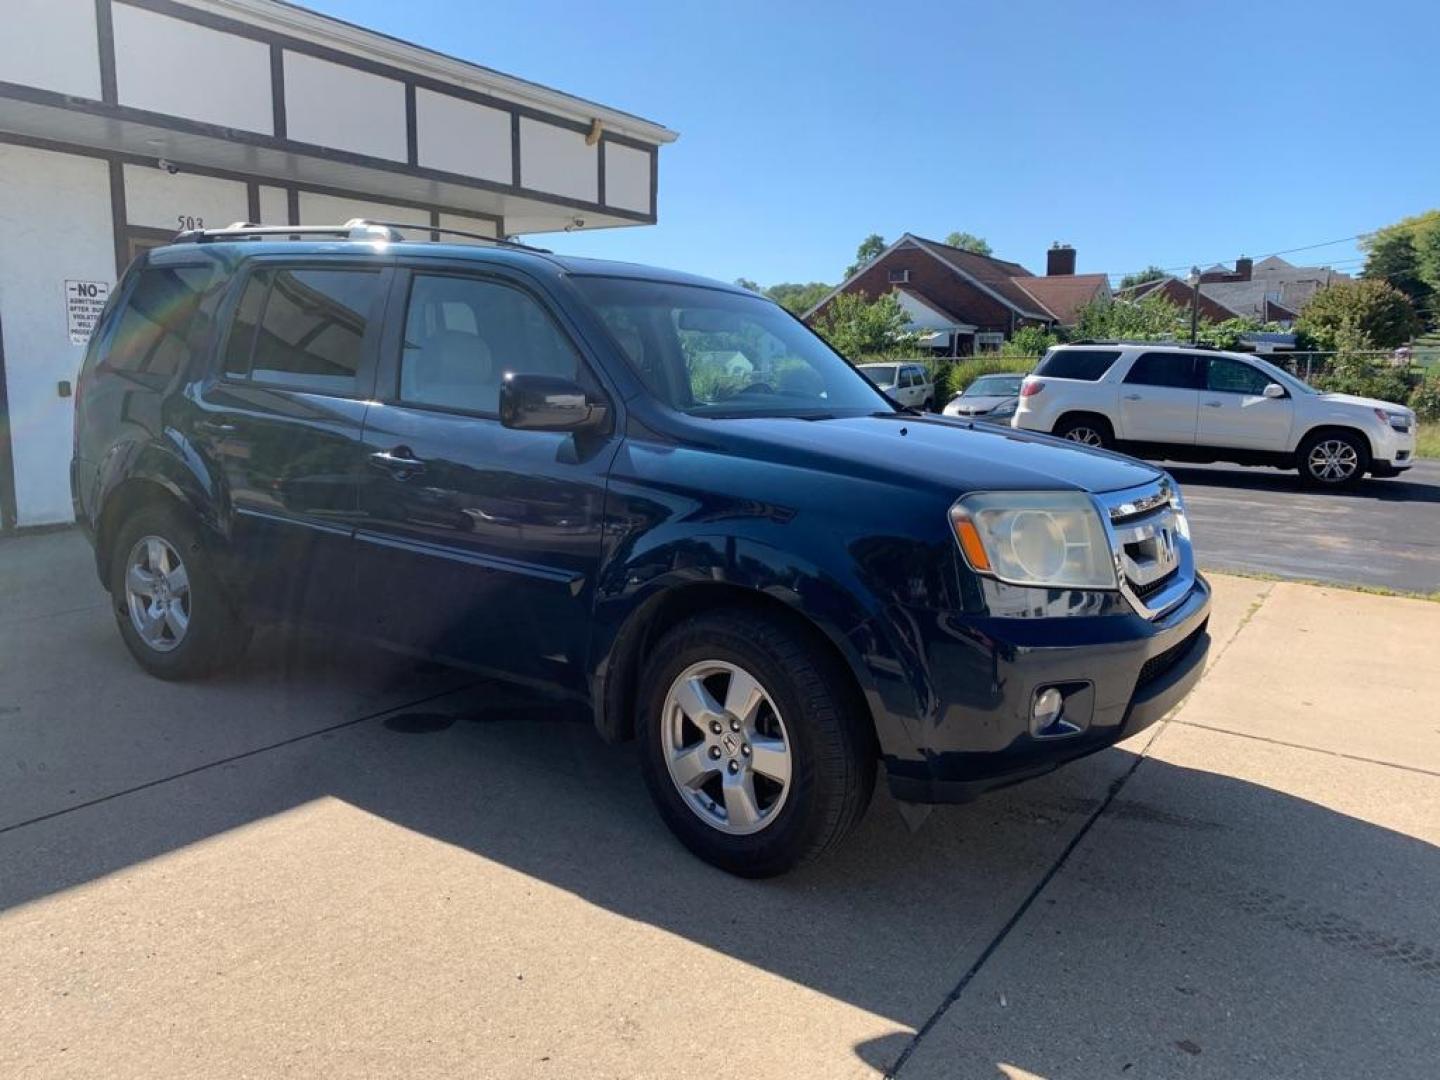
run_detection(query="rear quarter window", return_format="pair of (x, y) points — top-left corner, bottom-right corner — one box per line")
(99, 265), (219, 381)
(1033, 349), (1121, 381)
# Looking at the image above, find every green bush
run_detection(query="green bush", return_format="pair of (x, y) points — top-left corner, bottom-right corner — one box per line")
(934, 355), (1037, 402)
(1312, 351), (1413, 404)
(1409, 368), (1440, 420)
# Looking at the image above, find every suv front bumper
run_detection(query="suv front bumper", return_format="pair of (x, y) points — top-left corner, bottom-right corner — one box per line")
(886, 574), (1211, 804)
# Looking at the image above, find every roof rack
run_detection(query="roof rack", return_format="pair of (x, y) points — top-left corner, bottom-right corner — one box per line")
(172, 218), (551, 254)
(1065, 338), (1219, 349)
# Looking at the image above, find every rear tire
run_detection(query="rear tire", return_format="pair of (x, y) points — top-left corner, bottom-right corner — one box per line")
(1054, 414), (1114, 449)
(1297, 430), (1369, 489)
(637, 610), (875, 877)
(109, 503), (249, 680)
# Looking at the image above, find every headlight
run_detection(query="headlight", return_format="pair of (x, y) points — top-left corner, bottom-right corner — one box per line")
(950, 491), (1117, 590)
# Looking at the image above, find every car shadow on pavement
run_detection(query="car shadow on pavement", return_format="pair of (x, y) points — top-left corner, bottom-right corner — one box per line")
(4, 664), (1436, 1077)
(1166, 463), (1440, 504)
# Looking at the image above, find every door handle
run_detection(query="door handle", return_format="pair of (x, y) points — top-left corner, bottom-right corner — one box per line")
(1123, 394), (1142, 401)
(195, 418), (237, 435)
(1203, 400), (1222, 408)
(369, 447), (427, 478)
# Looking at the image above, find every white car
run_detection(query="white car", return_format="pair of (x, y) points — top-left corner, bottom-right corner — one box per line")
(1012, 344), (1417, 487)
(857, 362), (934, 410)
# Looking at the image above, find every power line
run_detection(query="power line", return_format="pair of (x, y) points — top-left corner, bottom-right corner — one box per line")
(1107, 233), (1365, 284)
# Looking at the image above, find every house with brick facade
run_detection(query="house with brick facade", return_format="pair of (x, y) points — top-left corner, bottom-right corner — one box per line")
(803, 234), (1110, 355)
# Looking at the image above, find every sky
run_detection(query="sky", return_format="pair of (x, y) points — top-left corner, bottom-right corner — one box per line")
(305, 0), (1438, 289)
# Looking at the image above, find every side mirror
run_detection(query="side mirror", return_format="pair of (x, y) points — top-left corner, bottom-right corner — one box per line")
(1263, 382), (1286, 399)
(499, 373), (609, 432)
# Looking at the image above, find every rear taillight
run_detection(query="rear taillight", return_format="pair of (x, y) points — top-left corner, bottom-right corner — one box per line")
(1020, 380), (1044, 397)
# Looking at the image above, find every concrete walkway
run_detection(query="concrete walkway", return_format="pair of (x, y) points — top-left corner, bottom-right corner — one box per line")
(1, 531), (1436, 1079)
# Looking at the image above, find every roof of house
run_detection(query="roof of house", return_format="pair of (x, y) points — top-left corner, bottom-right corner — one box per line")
(1010, 273), (1110, 326)
(907, 235), (1053, 319)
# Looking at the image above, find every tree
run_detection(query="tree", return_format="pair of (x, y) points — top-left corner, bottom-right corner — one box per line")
(1001, 325), (1057, 357)
(1118, 265), (1167, 290)
(733, 277), (761, 293)
(1362, 210), (1440, 319)
(1295, 279), (1420, 352)
(944, 231), (992, 255)
(844, 233), (887, 278)
(810, 292), (918, 359)
(764, 282), (833, 315)
(1070, 293), (1189, 342)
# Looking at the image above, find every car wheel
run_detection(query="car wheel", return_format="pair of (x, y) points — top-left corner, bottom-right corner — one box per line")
(1298, 430), (1370, 488)
(923, 396), (935, 412)
(637, 610), (875, 877)
(1054, 415), (1113, 449)
(110, 503), (249, 680)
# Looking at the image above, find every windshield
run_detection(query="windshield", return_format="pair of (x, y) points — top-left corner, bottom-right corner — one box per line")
(573, 277), (894, 418)
(859, 365), (898, 386)
(965, 375), (1023, 397)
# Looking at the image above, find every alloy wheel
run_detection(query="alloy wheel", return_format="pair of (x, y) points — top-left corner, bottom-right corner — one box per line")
(661, 660), (792, 835)
(124, 535), (191, 652)
(1307, 439), (1359, 482)
(1065, 426), (1104, 446)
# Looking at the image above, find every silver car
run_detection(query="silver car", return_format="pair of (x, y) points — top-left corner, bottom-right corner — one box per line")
(942, 373), (1025, 420)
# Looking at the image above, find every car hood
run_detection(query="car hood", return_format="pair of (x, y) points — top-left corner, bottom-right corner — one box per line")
(701, 412), (1162, 495)
(947, 394), (1015, 413)
(1318, 392), (1410, 413)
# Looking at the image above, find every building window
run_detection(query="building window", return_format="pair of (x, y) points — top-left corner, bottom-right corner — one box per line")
(887, 268), (911, 284)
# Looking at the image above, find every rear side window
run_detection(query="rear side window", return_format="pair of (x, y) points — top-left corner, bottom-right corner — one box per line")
(103, 265), (217, 379)
(222, 267), (382, 395)
(1125, 352), (1203, 389)
(1033, 349), (1121, 381)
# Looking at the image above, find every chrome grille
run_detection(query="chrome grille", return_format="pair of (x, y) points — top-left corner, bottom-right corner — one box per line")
(1094, 478), (1195, 619)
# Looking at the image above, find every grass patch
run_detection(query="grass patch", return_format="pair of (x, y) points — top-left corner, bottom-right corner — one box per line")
(1416, 421), (1439, 459)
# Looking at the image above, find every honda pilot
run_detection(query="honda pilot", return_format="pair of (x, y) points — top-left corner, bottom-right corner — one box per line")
(72, 222), (1211, 877)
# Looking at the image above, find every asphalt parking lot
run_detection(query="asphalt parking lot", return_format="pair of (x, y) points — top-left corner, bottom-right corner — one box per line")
(1175, 457), (1440, 595)
(2, 530), (1438, 1079)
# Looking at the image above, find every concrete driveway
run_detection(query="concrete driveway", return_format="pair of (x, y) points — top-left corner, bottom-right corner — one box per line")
(1175, 458), (1440, 595)
(2, 531), (1437, 1079)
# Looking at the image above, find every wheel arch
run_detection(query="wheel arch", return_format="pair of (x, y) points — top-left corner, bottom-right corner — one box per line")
(595, 580), (882, 761)
(1052, 410), (1115, 440)
(1294, 423), (1375, 460)
(92, 447), (224, 591)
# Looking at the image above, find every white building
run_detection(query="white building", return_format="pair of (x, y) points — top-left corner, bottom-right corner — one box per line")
(0, 0), (677, 529)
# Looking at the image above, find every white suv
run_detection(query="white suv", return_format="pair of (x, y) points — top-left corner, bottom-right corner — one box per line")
(857, 362), (935, 410)
(1012, 344), (1417, 487)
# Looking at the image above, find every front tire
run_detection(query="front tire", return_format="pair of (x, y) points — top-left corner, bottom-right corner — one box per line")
(109, 503), (249, 680)
(637, 610), (875, 877)
(1297, 430), (1369, 488)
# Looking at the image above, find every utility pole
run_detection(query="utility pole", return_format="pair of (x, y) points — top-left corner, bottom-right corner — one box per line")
(1189, 266), (1200, 343)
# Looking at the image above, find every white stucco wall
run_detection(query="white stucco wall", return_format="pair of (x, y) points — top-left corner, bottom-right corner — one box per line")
(415, 89), (512, 184)
(297, 192), (430, 240)
(603, 142), (651, 214)
(113, 4), (273, 134)
(0, 0), (101, 100)
(436, 213), (499, 242)
(284, 52), (407, 162)
(258, 185), (290, 226)
(0, 145), (114, 526)
(123, 166), (250, 231)
(519, 118), (597, 203)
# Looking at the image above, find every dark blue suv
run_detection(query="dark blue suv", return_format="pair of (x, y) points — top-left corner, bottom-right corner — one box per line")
(72, 222), (1211, 876)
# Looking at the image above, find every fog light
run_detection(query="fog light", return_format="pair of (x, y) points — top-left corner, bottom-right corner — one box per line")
(1030, 686), (1082, 739)
(1033, 687), (1063, 725)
